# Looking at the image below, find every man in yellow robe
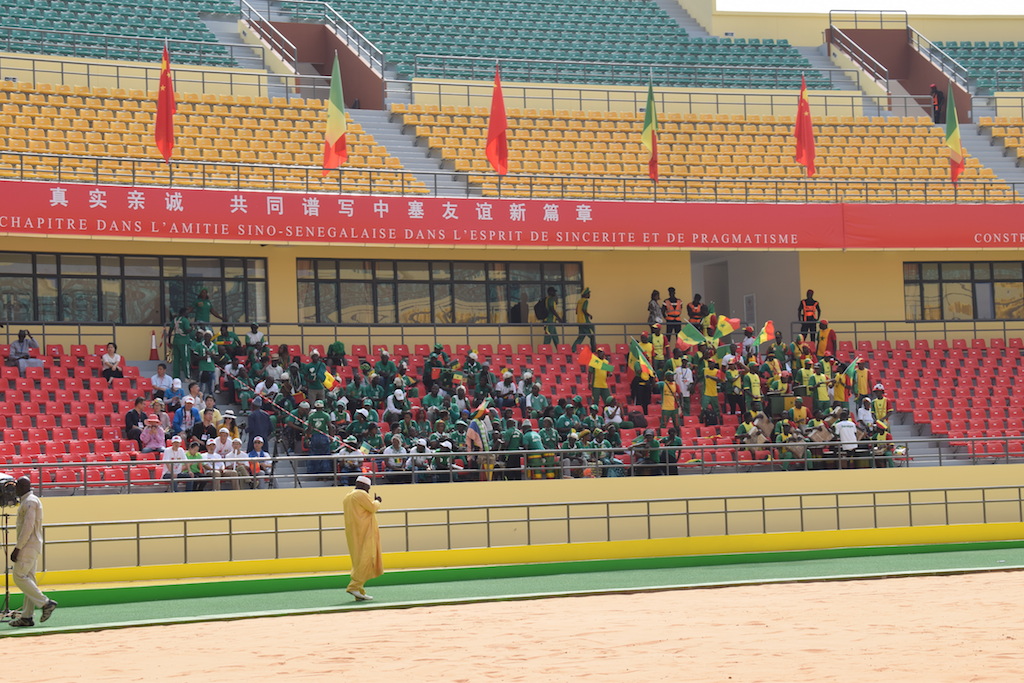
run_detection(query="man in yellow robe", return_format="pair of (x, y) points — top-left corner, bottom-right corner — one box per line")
(343, 475), (383, 601)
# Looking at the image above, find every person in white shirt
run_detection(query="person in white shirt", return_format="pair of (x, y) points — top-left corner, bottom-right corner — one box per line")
(856, 398), (875, 429)
(451, 385), (471, 415)
(101, 342), (124, 381)
(265, 361), (284, 383)
(603, 396), (624, 425)
(203, 439), (237, 491)
(212, 428), (234, 459)
(517, 371), (534, 397)
(833, 412), (860, 468)
(243, 436), (271, 489)
(405, 439), (432, 483)
(161, 435), (190, 492)
(254, 377), (279, 397)
(494, 373), (519, 409)
(674, 357), (694, 408)
(9, 476), (59, 627)
(381, 435), (408, 483)
(151, 363), (173, 398)
(384, 390), (407, 421)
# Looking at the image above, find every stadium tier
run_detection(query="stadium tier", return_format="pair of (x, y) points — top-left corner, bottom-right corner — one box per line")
(282, 0), (828, 89)
(979, 116), (1024, 164)
(394, 104), (1009, 202)
(0, 81), (428, 194)
(0, 0), (236, 66)
(935, 41), (1024, 93)
(3, 335), (1023, 491)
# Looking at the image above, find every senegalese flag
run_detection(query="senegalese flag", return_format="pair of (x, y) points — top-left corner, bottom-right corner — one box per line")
(628, 337), (656, 380)
(843, 356), (861, 380)
(945, 81), (964, 184)
(755, 320), (775, 345)
(641, 78), (658, 181)
(576, 345), (594, 367)
(323, 369), (336, 390)
(321, 53), (348, 175)
(678, 322), (707, 348)
(588, 355), (614, 373)
(472, 398), (491, 419)
(714, 344), (732, 361)
(452, 371), (465, 385)
(713, 315), (741, 340)
(154, 44), (176, 162)
(359, 445), (370, 455)
(700, 301), (716, 333)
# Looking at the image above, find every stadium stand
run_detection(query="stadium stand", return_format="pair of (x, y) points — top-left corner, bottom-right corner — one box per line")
(0, 81), (428, 194)
(934, 41), (1024, 93)
(0, 0), (237, 66)
(282, 0), (830, 89)
(394, 105), (1010, 201)
(978, 116), (1024, 165)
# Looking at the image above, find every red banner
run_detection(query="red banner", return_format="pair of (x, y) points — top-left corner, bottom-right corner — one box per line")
(0, 180), (839, 249)
(1, 179), (1023, 250)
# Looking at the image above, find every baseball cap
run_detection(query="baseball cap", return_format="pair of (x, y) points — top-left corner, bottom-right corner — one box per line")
(314, 399), (324, 408)
(171, 435), (182, 443)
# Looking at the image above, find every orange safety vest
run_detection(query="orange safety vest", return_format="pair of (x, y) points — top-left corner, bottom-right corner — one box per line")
(686, 302), (704, 324)
(664, 299), (683, 322)
(801, 301), (818, 321)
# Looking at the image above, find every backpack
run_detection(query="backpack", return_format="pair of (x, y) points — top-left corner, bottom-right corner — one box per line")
(700, 405), (720, 426)
(533, 297), (547, 320)
(629, 410), (648, 429)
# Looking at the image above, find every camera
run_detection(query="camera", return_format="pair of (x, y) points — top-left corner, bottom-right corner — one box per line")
(0, 475), (17, 508)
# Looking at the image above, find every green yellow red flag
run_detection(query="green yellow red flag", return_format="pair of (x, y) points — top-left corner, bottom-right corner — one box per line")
(322, 53), (348, 175)
(755, 320), (775, 345)
(640, 78), (658, 181)
(945, 81), (964, 184)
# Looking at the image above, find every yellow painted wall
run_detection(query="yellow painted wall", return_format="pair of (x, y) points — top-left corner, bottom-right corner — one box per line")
(675, 1), (1024, 47)
(0, 53), (267, 97)
(2, 235), (688, 361)
(35, 464), (1024, 574)
(413, 78), (850, 118)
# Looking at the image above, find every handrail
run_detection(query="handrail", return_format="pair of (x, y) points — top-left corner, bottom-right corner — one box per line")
(828, 25), (890, 91)
(276, 0), (386, 75)
(1, 150), (1019, 204)
(907, 27), (970, 93)
(23, 482), (1024, 571)
(828, 9), (908, 30)
(0, 25), (258, 69)
(411, 53), (864, 92)
(240, 0), (299, 69)
(785, 318), (1024, 345)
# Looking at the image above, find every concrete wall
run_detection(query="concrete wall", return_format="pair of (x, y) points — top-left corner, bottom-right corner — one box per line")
(35, 464), (1024, 573)
(691, 251), (800, 329)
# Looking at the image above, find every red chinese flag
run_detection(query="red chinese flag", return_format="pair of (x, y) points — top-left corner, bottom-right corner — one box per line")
(155, 45), (176, 163)
(794, 74), (815, 177)
(486, 66), (508, 175)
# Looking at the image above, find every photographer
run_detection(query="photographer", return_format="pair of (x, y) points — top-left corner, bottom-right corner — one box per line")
(9, 476), (58, 627)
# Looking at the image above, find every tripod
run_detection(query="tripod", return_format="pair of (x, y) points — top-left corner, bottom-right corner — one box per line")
(1, 511), (16, 622)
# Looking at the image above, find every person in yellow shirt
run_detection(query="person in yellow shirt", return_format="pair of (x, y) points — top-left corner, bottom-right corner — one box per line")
(588, 348), (612, 406)
(854, 359), (872, 402)
(808, 362), (833, 417)
(658, 370), (680, 430)
(571, 288), (595, 353)
(741, 364), (762, 413)
(785, 396), (810, 429)
(700, 358), (721, 420)
(342, 475), (383, 601)
(649, 324), (666, 376)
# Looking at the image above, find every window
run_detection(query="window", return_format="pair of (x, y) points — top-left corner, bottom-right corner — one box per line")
(904, 261), (1024, 321)
(297, 258), (584, 324)
(0, 252), (268, 325)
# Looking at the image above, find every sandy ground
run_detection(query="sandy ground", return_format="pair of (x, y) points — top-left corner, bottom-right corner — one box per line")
(13, 570), (1024, 682)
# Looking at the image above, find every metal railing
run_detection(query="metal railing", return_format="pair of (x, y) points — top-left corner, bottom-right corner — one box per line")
(0, 53), (328, 100)
(786, 318), (1024, 345)
(22, 482), (1024, 572)
(0, 25), (254, 70)
(828, 25), (890, 90)
(6, 434), (1024, 500)
(2, 151), (1021, 204)
(396, 78), (943, 119)
(908, 27), (970, 94)
(240, 0), (299, 69)
(410, 54), (864, 92)
(828, 9), (909, 31)
(274, 0), (386, 75)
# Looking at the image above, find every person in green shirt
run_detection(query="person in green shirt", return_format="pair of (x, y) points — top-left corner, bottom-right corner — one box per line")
(542, 286), (563, 345)
(347, 409), (370, 438)
(185, 438), (205, 491)
(555, 404), (582, 438)
(306, 399), (334, 475)
(538, 417), (561, 479)
(524, 383), (550, 420)
(167, 308), (193, 380)
(659, 427), (682, 475)
(769, 331), (788, 370)
(374, 350), (398, 386)
(448, 420), (468, 452)
(423, 343), (450, 392)
(521, 420), (545, 480)
(284, 401), (311, 454)
(191, 288), (221, 329)
(421, 384), (447, 423)
(192, 330), (217, 398)
(213, 325), (242, 362)
(302, 349), (328, 403)
(326, 340), (347, 368)
(360, 423), (384, 454)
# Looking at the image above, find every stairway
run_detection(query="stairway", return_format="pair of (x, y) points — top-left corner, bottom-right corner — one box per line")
(889, 416), (970, 467)
(201, 16), (291, 100)
(961, 122), (1024, 197)
(347, 109), (471, 196)
(652, 0), (710, 38)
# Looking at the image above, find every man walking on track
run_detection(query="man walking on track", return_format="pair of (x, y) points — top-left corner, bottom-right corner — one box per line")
(343, 475), (383, 601)
(10, 476), (58, 627)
